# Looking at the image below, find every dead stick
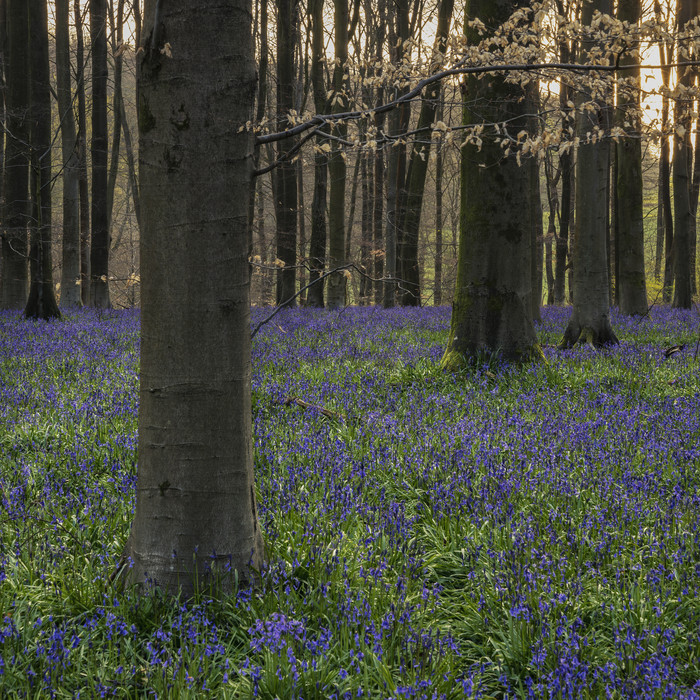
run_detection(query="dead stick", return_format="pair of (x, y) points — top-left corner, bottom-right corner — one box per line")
(283, 396), (343, 421)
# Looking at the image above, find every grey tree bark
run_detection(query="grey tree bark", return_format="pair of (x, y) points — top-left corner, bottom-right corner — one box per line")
(89, 0), (111, 307)
(74, 0), (91, 305)
(1, 0), (29, 309)
(128, 0), (264, 596)
(24, 0), (60, 320)
(326, 0), (350, 310)
(398, 0), (454, 306)
(56, 0), (82, 308)
(273, 0), (299, 306)
(441, 0), (539, 369)
(306, 0), (327, 308)
(615, 0), (647, 315)
(560, 0), (618, 348)
(671, 0), (696, 309)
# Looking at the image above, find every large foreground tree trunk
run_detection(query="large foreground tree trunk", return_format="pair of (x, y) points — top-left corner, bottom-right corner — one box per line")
(128, 0), (264, 596)
(441, 0), (538, 369)
(560, 0), (618, 348)
(2, 0), (29, 309)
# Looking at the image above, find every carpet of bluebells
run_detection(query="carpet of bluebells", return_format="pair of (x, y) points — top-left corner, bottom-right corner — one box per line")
(1, 305), (700, 698)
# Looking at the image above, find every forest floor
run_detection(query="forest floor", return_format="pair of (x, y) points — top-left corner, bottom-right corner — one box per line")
(1, 305), (700, 698)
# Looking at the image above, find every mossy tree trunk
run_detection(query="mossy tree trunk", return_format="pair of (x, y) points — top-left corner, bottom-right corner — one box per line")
(441, 0), (538, 369)
(129, 0), (264, 597)
(560, 0), (618, 348)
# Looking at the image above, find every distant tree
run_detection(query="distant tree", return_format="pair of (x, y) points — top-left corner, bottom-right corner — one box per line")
(24, 0), (60, 320)
(441, 0), (539, 368)
(2, 0), (29, 309)
(127, 0), (264, 596)
(560, 0), (618, 347)
(56, 0), (82, 309)
(89, 0), (111, 308)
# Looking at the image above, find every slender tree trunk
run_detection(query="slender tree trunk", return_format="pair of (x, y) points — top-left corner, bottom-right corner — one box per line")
(306, 0), (326, 307)
(434, 112), (444, 307)
(530, 153), (543, 322)
(296, 157), (306, 301)
(89, 0), (111, 307)
(441, 0), (538, 368)
(544, 152), (559, 305)
(384, 0), (409, 309)
(554, 44), (572, 305)
(360, 152), (372, 304)
(107, 0), (125, 228)
(399, 0), (454, 306)
(655, 156), (664, 282)
(56, 0), (82, 307)
(326, 0), (350, 309)
(24, 0), (60, 319)
(672, 0), (695, 309)
(615, 0), (648, 314)
(129, 0), (263, 597)
(560, 0), (617, 347)
(74, 0), (91, 304)
(2, 0), (29, 309)
(274, 0), (298, 305)
(658, 39), (675, 302)
(529, 82), (543, 322)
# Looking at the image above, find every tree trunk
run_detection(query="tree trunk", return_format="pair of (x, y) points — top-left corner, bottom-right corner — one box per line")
(129, 0), (264, 597)
(658, 39), (674, 302)
(383, 0), (409, 309)
(441, 0), (538, 368)
(2, 0), (29, 309)
(24, 0), (60, 320)
(89, 0), (111, 307)
(672, 0), (695, 309)
(107, 0), (125, 229)
(359, 152), (372, 304)
(74, 0), (91, 305)
(560, 0), (618, 348)
(306, 0), (327, 307)
(274, 0), (298, 306)
(615, 0), (647, 315)
(434, 111), (444, 307)
(56, 0), (82, 308)
(326, 0), (350, 310)
(398, 0), (454, 306)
